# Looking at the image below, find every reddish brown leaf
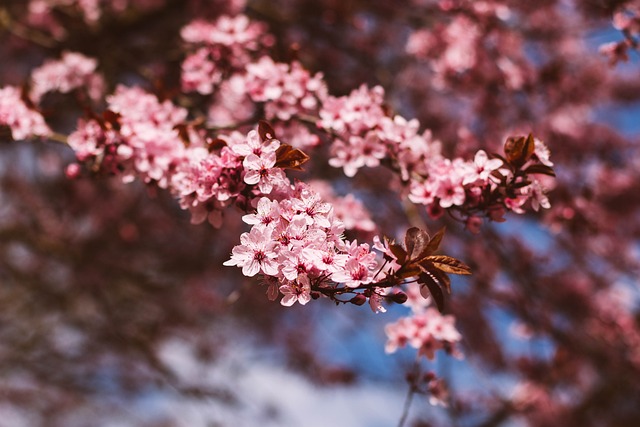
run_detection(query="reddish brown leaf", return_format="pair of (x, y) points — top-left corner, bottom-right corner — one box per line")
(427, 255), (472, 275)
(523, 164), (556, 177)
(389, 242), (407, 264)
(504, 133), (535, 168)
(274, 144), (310, 170)
(424, 227), (445, 257)
(396, 264), (422, 280)
(418, 272), (445, 312)
(419, 263), (452, 294)
(404, 227), (431, 261)
(258, 120), (277, 141)
(173, 123), (190, 146)
(102, 110), (121, 131)
(206, 137), (227, 151)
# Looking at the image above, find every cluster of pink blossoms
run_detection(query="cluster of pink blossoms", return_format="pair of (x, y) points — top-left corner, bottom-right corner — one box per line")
(319, 84), (553, 221)
(179, 16), (327, 148)
(0, 86), (50, 141)
(223, 182), (384, 308)
(244, 56), (328, 121)
(68, 85), (190, 188)
(180, 15), (274, 94)
(385, 283), (463, 361)
(406, 2), (530, 91)
(30, 51), (105, 103)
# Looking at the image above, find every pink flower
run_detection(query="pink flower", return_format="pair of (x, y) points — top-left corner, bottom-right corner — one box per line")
(230, 129), (279, 157)
(289, 186), (332, 227)
(331, 241), (378, 288)
(525, 180), (551, 211)
(435, 177), (466, 208)
(243, 151), (286, 194)
(533, 138), (553, 167)
(463, 150), (503, 185)
(279, 274), (312, 306)
(243, 197), (281, 228)
(223, 226), (279, 277)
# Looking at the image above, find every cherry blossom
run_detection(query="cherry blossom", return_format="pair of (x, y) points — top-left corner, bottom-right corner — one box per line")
(223, 225), (279, 277)
(30, 51), (105, 103)
(0, 86), (51, 140)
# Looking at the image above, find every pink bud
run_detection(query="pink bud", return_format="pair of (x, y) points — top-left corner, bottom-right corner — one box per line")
(65, 163), (81, 179)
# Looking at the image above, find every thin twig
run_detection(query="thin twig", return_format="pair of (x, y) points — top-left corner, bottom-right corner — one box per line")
(398, 359), (421, 427)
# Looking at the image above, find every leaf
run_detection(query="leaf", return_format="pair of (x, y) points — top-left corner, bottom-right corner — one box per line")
(102, 110), (121, 131)
(424, 227), (445, 257)
(418, 272), (445, 313)
(504, 133), (535, 168)
(206, 137), (227, 151)
(396, 264), (422, 280)
(491, 169), (507, 184)
(173, 123), (190, 146)
(274, 144), (310, 171)
(404, 227), (431, 261)
(427, 255), (472, 275)
(523, 163), (556, 177)
(419, 263), (452, 294)
(389, 243), (407, 264)
(258, 120), (276, 141)
(512, 179), (532, 189)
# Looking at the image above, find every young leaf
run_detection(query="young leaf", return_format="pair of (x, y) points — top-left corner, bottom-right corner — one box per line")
(427, 255), (472, 275)
(523, 164), (556, 177)
(173, 123), (190, 146)
(504, 133), (535, 168)
(206, 137), (227, 151)
(404, 227), (431, 261)
(102, 110), (121, 131)
(396, 264), (422, 280)
(258, 120), (277, 141)
(419, 264), (452, 294)
(274, 144), (310, 170)
(424, 227), (445, 257)
(389, 242), (407, 265)
(418, 272), (445, 313)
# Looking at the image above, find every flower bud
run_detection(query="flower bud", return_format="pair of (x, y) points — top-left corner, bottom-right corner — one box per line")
(389, 290), (408, 304)
(65, 163), (81, 179)
(350, 294), (367, 306)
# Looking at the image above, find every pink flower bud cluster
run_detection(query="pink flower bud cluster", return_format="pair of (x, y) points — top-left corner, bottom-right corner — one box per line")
(30, 51), (105, 103)
(180, 15), (274, 94)
(0, 86), (51, 140)
(384, 283), (463, 361)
